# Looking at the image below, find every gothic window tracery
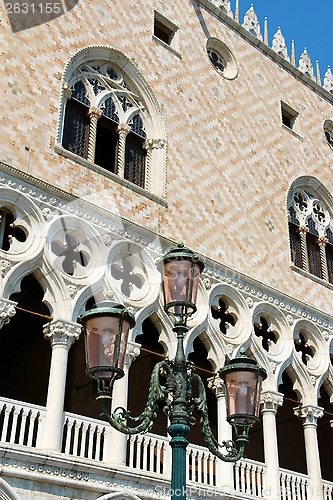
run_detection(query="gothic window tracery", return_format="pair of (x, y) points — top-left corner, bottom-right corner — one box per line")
(61, 60), (153, 190)
(288, 188), (333, 284)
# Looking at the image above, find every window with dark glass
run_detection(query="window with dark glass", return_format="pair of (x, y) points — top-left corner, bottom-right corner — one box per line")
(124, 114), (146, 188)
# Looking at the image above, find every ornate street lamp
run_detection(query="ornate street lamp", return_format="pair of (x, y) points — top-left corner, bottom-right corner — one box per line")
(80, 242), (266, 500)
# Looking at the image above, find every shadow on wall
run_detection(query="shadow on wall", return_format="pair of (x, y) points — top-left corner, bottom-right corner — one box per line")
(4, 0), (80, 32)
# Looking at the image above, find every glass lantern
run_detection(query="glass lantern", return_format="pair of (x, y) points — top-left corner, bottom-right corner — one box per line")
(159, 242), (205, 318)
(219, 352), (267, 427)
(79, 301), (135, 386)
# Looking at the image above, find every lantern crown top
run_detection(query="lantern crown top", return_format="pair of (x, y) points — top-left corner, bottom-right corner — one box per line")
(219, 351), (267, 380)
(79, 300), (136, 328)
(159, 241), (205, 272)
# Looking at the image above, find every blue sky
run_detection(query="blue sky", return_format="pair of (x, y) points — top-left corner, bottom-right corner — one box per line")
(230, 0), (332, 82)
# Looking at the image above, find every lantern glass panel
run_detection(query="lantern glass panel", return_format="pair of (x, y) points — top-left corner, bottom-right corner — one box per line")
(225, 370), (263, 422)
(163, 261), (200, 309)
(86, 316), (130, 376)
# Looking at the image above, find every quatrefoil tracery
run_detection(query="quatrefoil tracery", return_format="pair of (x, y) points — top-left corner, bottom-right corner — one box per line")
(51, 233), (90, 276)
(211, 298), (237, 335)
(254, 316), (278, 352)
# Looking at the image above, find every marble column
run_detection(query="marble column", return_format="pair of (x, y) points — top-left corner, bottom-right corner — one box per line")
(106, 341), (141, 465)
(294, 405), (324, 500)
(116, 124), (131, 178)
(317, 237), (329, 281)
(0, 298), (17, 329)
(260, 391), (284, 500)
(41, 319), (81, 451)
(208, 375), (233, 490)
(297, 226), (310, 273)
(87, 107), (103, 163)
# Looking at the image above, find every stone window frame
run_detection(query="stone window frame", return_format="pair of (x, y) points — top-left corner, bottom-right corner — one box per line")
(280, 101), (302, 139)
(206, 37), (238, 80)
(55, 46), (167, 200)
(152, 11), (181, 57)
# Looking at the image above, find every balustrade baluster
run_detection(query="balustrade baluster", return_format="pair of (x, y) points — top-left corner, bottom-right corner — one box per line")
(142, 437), (148, 471)
(18, 409), (28, 445)
(128, 435), (135, 469)
(9, 408), (19, 443)
(1, 405), (10, 442)
(94, 429), (102, 461)
(234, 462), (240, 492)
(64, 419), (71, 455)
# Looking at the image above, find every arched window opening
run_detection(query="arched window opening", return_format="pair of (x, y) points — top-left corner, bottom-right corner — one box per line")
(317, 385), (333, 482)
(128, 318), (167, 436)
(277, 371), (306, 474)
(188, 337), (217, 447)
(94, 97), (119, 173)
(288, 188), (333, 283)
(62, 81), (90, 158)
(125, 115), (146, 187)
(0, 274), (51, 406)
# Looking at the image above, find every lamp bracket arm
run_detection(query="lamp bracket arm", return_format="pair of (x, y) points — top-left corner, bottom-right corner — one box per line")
(101, 360), (170, 435)
(189, 373), (245, 462)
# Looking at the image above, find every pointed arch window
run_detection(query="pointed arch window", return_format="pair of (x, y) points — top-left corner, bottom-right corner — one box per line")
(288, 188), (333, 284)
(58, 48), (166, 197)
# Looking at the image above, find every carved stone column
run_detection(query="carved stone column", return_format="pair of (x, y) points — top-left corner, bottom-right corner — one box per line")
(317, 237), (329, 281)
(87, 107), (103, 163)
(0, 298), (17, 329)
(116, 124), (131, 178)
(106, 341), (141, 465)
(294, 405), (324, 500)
(297, 226), (310, 272)
(41, 320), (81, 451)
(143, 138), (165, 191)
(208, 375), (233, 489)
(261, 391), (284, 500)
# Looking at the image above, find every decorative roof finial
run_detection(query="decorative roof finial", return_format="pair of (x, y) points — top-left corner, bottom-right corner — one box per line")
(298, 47), (315, 81)
(242, 5), (263, 41)
(323, 66), (333, 93)
(264, 17), (268, 45)
(291, 40), (296, 67)
(271, 28), (289, 62)
(316, 61), (321, 86)
(235, 0), (239, 23)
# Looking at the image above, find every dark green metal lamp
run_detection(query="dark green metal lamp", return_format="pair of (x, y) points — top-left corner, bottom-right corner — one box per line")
(81, 243), (266, 500)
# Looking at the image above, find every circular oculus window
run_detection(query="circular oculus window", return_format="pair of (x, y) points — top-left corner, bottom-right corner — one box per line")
(206, 38), (238, 80)
(323, 119), (333, 149)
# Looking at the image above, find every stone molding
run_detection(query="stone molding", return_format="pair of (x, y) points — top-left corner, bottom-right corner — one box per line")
(43, 320), (81, 348)
(0, 298), (17, 329)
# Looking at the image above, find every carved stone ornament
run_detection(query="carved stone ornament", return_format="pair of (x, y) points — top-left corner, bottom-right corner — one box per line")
(209, 0), (232, 17)
(298, 48), (315, 81)
(242, 5), (263, 41)
(0, 298), (17, 329)
(271, 28), (290, 62)
(294, 404), (324, 424)
(101, 233), (113, 246)
(143, 138), (165, 150)
(125, 341), (141, 367)
(202, 277), (212, 290)
(0, 259), (11, 277)
(323, 66), (333, 93)
(286, 314), (294, 326)
(67, 285), (78, 298)
(246, 296), (254, 309)
(62, 82), (72, 100)
(260, 391), (284, 411)
(44, 320), (81, 348)
(41, 207), (55, 221)
(207, 375), (224, 397)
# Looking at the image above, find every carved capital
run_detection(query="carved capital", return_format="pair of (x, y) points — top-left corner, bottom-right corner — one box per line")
(297, 226), (309, 236)
(294, 405), (324, 426)
(124, 341), (141, 368)
(88, 107), (103, 120)
(117, 124), (132, 136)
(207, 375), (225, 397)
(44, 320), (81, 348)
(62, 82), (72, 100)
(317, 236), (328, 247)
(260, 391), (284, 412)
(143, 138), (165, 150)
(0, 298), (17, 329)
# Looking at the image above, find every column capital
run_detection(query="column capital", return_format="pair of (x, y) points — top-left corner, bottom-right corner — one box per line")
(260, 391), (284, 412)
(143, 138), (165, 150)
(124, 341), (141, 368)
(207, 375), (225, 397)
(294, 404), (324, 426)
(62, 82), (72, 100)
(88, 106), (103, 120)
(0, 298), (17, 329)
(317, 236), (328, 247)
(117, 123), (132, 135)
(44, 319), (81, 348)
(297, 226), (309, 236)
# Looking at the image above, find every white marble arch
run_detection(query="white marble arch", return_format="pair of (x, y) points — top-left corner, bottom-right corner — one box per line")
(0, 478), (21, 500)
(97, 493), (142, 500)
